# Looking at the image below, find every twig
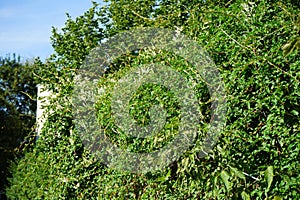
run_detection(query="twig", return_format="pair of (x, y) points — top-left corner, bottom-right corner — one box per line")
(263, 58), (300, 84)
(20, 91), (36, 101)
(242, 171), (260, 181)
(33, 71), (50, 82)
(131, 10), (154, 21)
(220, 29), (252, 51)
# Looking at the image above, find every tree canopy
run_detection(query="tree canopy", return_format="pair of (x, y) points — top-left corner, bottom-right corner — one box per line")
(0, 54), (37, 199)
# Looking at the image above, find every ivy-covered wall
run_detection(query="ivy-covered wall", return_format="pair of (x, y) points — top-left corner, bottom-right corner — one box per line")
(6, 0), (299, 199)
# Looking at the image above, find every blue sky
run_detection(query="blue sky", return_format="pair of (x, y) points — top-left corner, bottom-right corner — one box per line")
(0, 0), (101, 61)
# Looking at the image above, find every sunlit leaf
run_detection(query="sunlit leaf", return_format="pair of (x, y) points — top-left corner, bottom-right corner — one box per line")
(220, 170), (230, 191)
(241, 191), (250, 200)
(265, 166), (274, 192)
(230, 166), (246, 180)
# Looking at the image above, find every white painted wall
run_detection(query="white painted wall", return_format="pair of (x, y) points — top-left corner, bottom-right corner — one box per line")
(36, 84), (52, 135)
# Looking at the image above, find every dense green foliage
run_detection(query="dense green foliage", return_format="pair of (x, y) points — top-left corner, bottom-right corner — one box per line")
(7, 0), (299, 199)
(0, 55), (37, 198)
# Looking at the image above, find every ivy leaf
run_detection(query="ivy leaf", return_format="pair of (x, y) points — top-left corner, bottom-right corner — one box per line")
(157, 169), (171, 182)
(291, 110), (299, 116)
(220, 170), (230, 191)
(241, 191), (250, 200)
(230, 166), (246, 180)
(265, 166), (274, 192)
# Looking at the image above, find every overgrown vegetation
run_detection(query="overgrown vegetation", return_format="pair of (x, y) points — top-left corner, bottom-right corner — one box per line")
(6, 0), (299, 199)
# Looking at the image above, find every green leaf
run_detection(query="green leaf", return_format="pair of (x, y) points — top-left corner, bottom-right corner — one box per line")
(157, 169), (171, 182)
(220, 170), (230, 191)
(273, 196), (283, 200)
(241, 191), (250, 200)
(230, 166), (246, 180)
(265, 166), (274, 192)
(291, 110), (299, 116)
